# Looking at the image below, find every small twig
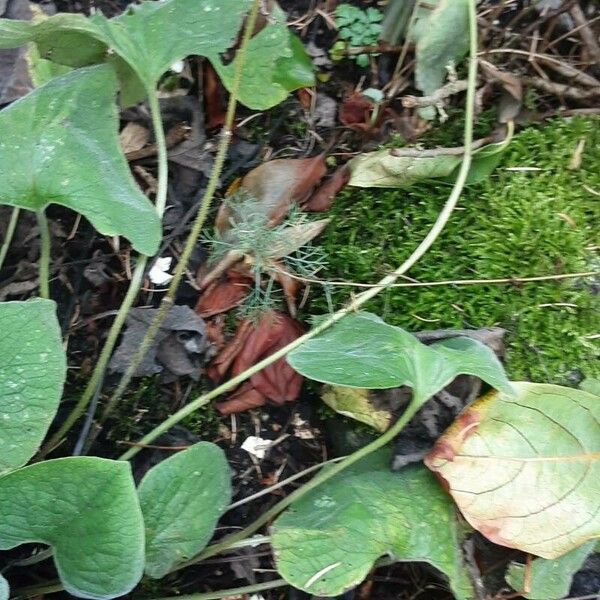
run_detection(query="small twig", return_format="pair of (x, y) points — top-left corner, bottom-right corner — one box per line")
(401, 79), (469, 108)
(337, 43), (403, 56)
(544, 13), (600, 54)
(390, 134), (496, 157)
(522, 75), (600, 99)
(568, 2), (600, 64)
(0, 207), (20, 271)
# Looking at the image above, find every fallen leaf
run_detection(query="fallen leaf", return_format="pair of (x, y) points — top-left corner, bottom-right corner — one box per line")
(267, 219), (330, 260)
(216, 155), (327, 233)
(119, 122), (150, 155)
(214, 311), (304, 414)
(207, 319), (253, 382)
(109, 305), (212, 381)
(425, 382), (600, 559)
(269, 260), (301, 317)
(339, 91), (374, 128)
(302, 165), (350, 212)
(195, 270), (252, 318)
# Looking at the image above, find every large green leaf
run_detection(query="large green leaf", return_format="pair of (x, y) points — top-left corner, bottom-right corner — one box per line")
(0, 0), (313, 109)
(0, 457), (144, 599)
(0, 64), (161, 255)
(138, 442), (231, 578)
(272, 451), (473, 599)
(214, 7), (315, 110)
(425, 382), (600, 559)
(288, 312), (512, 406)
(506, 541), (596, 599)
(0, 299), (66, 475)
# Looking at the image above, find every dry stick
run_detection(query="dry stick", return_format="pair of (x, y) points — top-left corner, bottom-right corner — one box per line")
(94, 0), (262, 436)
(522, 76), (600, 100)
(124, 0), (479, 573)
(38, 83), (170, 458)
(0, 207), (20, 272)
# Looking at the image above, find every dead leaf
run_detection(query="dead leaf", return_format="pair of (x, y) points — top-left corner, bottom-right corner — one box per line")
(109, 305), (212, 381)
(195, 270), (252, 317)
(119, 122), (150, 155)
(480, 61), (523, 123)
(214, 311), (304, 414)
(207, 319), (254, 382)
(216, 155), (327, 233)
(339, 91), (374, 129)
(267, 219), (330, 260)
(270, 260), (301, 317)
(303, 165), (350, 212)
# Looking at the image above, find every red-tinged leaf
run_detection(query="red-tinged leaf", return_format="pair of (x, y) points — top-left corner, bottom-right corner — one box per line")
(207, 319), (254, 382)
(302, 165), (350, 212)
(270, 260), (301, 317)
(216, 155), (327, 233)
(195, 270), (252, 317)
(339, 91), (374, 129)
(216, 381), (266, 415)
(203, 63), (227, 129)
(204, 316), (226, 352)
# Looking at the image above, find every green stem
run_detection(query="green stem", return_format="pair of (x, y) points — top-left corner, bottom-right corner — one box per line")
(36, 210), (51, 299)
(102, 0), (261, 428)
(38, 255), (148, 457)
(174, 401), (423, 571)
(153, 579), (287, 600)
(38, 80), (171, 456)
(128, 0), (479, 568)
(0, 207), (19, 271)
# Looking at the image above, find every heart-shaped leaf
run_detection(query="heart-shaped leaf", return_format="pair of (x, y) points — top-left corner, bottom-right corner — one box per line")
(138, 442), (231, 578)
(506, 541), (596, 599)
(288, 312), (512, 406)
(272, 451), (473, 599)
(214, 6), (315, 110)
(425, 382), (600, 559)
(0, 64), (161, 255)
(0, 457), (144, 599)
(0, 299), (66, 475)
(0, 0), (313, 109)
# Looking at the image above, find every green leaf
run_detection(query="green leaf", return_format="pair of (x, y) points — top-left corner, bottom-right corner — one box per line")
(272, 452), (473, 599)
(356, 53), (369, 68)
(348, 149), (462, 188)
(214, 9), (315, 110)
(287, 312), (512, 406)
(138, 442), (231, 579)
(0, 64), (161, 255)
(0, 574), (8, 600)
(425, 382), (600, 559)
(413, 0), (469, 115)
(581, 377), (600, 396)
(0, 0), (312, 109)
(366, 8), (383, 23)
(321, 386), (392, 432)
(0, 457), (144, 599)
(506, 541), (596, 599)
(0, 299), (66, 475)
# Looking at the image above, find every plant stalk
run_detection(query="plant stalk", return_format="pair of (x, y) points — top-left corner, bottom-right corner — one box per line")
(153, 579), (287, 600)
(124, 0), (479, 569)
(0, 207), (19, 271)
(36, 210), (51, 299)
(100, 0), (261, 427)
(38, 81), (171, 456)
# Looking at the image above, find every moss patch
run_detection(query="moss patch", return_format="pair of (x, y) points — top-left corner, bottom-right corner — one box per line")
(307, 117), (600, 384)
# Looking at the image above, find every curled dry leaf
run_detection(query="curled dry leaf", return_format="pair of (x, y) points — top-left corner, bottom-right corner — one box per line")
(303, 165), (350, 212)
(195, 269), (252, 318)
(215, 155), (327, 233)
(213, 311), (304, 415)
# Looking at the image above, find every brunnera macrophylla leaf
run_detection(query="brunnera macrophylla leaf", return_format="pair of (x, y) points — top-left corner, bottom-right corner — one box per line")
(506, 541), (596, 599)
(0, 0), (313, 109)
(0, 457), (144, 600)
(287, 312), (512, 407)
(425, 382), (600, 559)
(213, 6), (315, 110)
(0, 64), (161, 255)
(0, 299), (66, 476)
(138, 442), (231, 579)
(272, 451), (473, 599)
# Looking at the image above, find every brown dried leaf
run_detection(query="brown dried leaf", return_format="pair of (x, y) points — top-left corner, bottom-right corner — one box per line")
(303, 166), (350, 212)
(119, 122), (150, 155)
(195, 270), (252, 317)
(268, 219), (330, 260)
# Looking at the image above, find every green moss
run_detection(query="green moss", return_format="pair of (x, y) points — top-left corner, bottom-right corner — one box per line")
(307, 117), (600, 384)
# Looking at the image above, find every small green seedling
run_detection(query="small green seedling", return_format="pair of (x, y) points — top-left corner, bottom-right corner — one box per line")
(332, 4), (383, 67)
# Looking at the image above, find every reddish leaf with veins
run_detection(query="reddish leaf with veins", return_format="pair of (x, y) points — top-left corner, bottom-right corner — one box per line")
(195, 270), (252, 317)
(302, 165), (350, 212)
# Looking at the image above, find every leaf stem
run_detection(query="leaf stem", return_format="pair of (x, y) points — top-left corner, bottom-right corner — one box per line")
(101, 0), (261, 429)
(36, 210), (51, 299)
(147, 91), (169, 217)
(118, 0), (479, 462)
(0, 207), (19, 271)
(38, 256), (148, 457)
(153, 579), (288, 600)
